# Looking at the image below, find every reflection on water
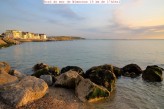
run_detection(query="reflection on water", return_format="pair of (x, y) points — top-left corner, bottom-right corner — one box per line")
(0, 40), (164, 109)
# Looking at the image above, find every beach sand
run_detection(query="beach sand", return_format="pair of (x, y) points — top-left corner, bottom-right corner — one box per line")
(0, 87), (94, 109)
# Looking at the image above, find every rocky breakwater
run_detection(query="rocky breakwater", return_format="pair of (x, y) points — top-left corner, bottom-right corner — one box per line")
(32, 63), (116, 102)
(0, 62), (163, 108)
(0, 62), (48, 108)
(0, 37), (20, 49)
(31, 63), (163, 103)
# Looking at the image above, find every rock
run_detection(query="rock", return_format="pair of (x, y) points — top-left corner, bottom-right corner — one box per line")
(2, 37), (20, 45)
(0, 70), (18, 87)
(113, 66), (122, 78)
(0, 39), (7, 48)
(55, 70), (79, 88)
(75, 76), (110, 102)
(0, 62), (11, 73)
(33, 63), (49, 71)
(32, 63), (60, 78)
(85, 64), (116, 92)
(142, 65), (163, 82)
(122, 64), (143, 78)
(0, 76), (48, 107)
(9, 70), (26, 80)
(40, 75), (53, 86)
(32, 66), (60, 78)
(32, 67), (50, 78)
(49, 66), (60, 76)
(61, 66), (84, 76)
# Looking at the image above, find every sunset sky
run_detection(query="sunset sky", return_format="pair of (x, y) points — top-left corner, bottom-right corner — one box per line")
(0, 0), (164, 39)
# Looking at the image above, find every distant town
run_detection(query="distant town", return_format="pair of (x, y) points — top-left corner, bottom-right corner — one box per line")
(0, 29), (85, 48)
(0, 30), (47, 40)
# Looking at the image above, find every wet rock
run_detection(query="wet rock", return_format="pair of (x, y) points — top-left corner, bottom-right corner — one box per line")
(85, 64), (116, 92)
(40, 75), (53, 86)
(49, 66), (60, 76)
(32, 63), (60, 77)
(0, 76), (48, 108)
(33, 63), (49, 72)
(32, 67), (50, 78)
(61, 66), (84, 77)
(0, 70), (18, 87)
(0, 62), (11, 73)
(75, 76), (110, 102)
(142, 65), (163, 82)
(113, 66), (122, 78)
(122, 64), (143, 78)
(9, 70), (26, 80)
(55, 70), (79, 88)
(32, 66), (60, 78)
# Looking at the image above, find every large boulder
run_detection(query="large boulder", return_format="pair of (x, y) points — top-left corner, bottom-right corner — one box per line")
(0, 76), (48, 107)
(0, 70), (18, 87)
(75, 76), (110, 102)
(55, 70), (79, 88)
(85, 64), (116, 92)
(142, 65), (163, 82)
(122, 64), (143, 78)
(0, 62), (11, 73)
(60, 66), (84, 77)
(40, 75), (53, 86)
(9, 70), (27, 80)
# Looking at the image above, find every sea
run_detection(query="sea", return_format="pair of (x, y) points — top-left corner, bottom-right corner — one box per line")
(0, 39), (164, 109)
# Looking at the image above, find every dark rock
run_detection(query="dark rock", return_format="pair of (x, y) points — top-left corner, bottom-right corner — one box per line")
(142, 65), (163, 82)
(48, 66), (60, 76)
(0, 62), (11, 73)
(113, 66), (122, 78)
(33, 63), (49, 72)
(122, 64), (143, 78)
(61, 66), (84, 77)
(31, 68), (50, 78)
(32, 63), (60, 78)
(85, 64), (116, 92)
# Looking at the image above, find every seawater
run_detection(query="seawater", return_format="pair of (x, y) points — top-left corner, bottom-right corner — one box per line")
(0, 40), (164, 109)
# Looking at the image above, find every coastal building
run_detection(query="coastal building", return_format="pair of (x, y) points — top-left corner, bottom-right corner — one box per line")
(5, 30), (22, 39)
(34, 33), (40, 39)
(39, 34), (47, 40)
(4, 30), (47, 40)
(22, 32), (28, 39)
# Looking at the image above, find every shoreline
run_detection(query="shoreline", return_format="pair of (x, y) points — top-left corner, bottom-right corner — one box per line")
(0, 62), (163, 109)
(0, 37), (85, 49)
(0, 87), (91, 109)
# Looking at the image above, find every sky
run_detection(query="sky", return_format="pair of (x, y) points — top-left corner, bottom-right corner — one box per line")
(0, 0), (164, 39)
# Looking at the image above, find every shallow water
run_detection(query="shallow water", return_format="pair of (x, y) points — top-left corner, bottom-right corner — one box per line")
(0, 40), (164, 109)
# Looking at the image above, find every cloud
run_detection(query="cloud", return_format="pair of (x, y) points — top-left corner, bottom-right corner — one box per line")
(0, 0), (84, 25)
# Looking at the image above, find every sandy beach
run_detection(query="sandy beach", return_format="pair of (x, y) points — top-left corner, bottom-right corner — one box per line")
(0, 87), (94, 109)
